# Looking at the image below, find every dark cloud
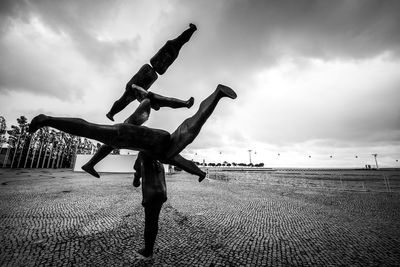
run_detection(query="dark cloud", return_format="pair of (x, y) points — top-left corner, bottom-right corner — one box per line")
(162, 0), (400, 85)
(0, 0), (140, 62)
(25, 0), (140, 65)
(0, 0), (140, 98)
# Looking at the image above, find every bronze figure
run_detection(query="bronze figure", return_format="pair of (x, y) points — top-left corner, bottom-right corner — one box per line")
(82, 86), (193, 178)
(106, 24), (197, 121)
(29, 84), (237, 182)
(133, 152), (167, 257)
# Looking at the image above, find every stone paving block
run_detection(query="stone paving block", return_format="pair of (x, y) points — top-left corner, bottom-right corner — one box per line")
(0, 169), (399, 266)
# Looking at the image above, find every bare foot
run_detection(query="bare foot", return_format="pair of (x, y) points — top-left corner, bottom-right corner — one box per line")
(189, 23), (197, 31)
(133, 175), (141, 187)
(198, 171), (207, 182)
(106, 113), (114, 122)
(186, 97), (194, 108)
(81, 164), (100, 178)
(137, 248), (153, 258)
(217, 84), (237, 99)
(29, 114), (47, 133)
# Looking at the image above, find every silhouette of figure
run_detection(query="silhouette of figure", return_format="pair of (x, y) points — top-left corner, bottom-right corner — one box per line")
(106, 24), (197, 121)
(133, 152), (167, 257)
(150, 23), (197, 75)
(82, 85), (194, 178)
(29, 84), (237, 181)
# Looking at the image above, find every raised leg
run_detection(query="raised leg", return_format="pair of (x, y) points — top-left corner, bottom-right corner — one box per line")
(172, 23), (197, 50)
(166, 154), (206, 182)
(29, 115), (130, 148)
(166, 84), (236, 158)
(106, 64), (158, 121)
(150, 92), (194, 110)
(150, 24), (197, 75)
(106, 90), (134, 121)
(81, 145), (113, 178)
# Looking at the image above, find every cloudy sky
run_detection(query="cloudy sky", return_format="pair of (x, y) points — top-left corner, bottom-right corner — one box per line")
(1, 0), (399, 168)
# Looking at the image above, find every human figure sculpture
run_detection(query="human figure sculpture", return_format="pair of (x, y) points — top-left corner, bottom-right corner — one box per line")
(133, 152), (167, 257)
(150, 23), (197, 75)
(86, 94), (169, 258)
(29, 84), (237, 182)
(106, 24), (197, 121)
(82, 85), (194, 178)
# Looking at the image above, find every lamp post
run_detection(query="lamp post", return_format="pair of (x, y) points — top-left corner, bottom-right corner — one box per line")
(372, 154), (378, 169)
(248, 150), (252, 164)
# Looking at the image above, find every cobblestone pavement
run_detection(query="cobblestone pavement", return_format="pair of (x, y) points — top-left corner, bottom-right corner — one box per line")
(0, 169), (399, 266)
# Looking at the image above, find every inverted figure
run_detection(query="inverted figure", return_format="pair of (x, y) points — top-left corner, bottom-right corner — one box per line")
(106, 24), (197, 121)
(82, 85), (194, 178)
(133, 152), (167, 257)
(29, 84), (237, 182)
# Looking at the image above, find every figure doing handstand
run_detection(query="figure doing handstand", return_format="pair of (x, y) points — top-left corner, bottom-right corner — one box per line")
(106, 23), (197, 121)
(133, 152), (167, 257)
(82, 84), (194, 178)
(29, 84), (237, 181)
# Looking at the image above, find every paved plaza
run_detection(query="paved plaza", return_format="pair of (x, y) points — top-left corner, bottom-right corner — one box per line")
(0, 169), (399, 266)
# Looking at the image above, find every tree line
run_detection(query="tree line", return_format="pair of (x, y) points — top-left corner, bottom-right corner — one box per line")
(193, 162), (265, 167)
(1, 115), (264, 170)
(0, 115), (116, 169)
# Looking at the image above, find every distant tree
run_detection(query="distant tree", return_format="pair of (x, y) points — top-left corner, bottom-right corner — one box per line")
(0, 116), (6, 147)
(0, 116), (6, 135)
(16, 116), (30, 167)
(232, 162), (237, 166)
(216, 163), (221, 167)
(0, 116), (6, 158)
(7, 125), (20, 147)
(17, 116), (28, 132)
(227, 163), (231, 167)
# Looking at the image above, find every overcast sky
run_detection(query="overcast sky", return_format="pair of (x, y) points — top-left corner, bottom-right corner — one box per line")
(1, 0), (399, 167)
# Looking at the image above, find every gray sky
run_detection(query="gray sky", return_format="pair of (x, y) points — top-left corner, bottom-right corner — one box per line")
(1, 0), (399, 167)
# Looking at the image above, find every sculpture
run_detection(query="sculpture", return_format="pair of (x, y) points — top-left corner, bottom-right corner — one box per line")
(133, 152), (167, 257)
(28, 23), (237, 259)
(84, 24), (197, 178)
(82, 85), (194, 178)
(29, 84), (237, 182)
(106, 24), (197, 121)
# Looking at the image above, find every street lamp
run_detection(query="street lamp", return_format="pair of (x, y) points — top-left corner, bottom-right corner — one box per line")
(372, 154), (378, 169)
(248, 150), (252, 164)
